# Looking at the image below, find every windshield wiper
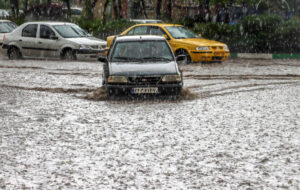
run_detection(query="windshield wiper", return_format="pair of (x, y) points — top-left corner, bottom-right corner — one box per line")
(113, 57), (142, 62)
(141, 57), (172, 61)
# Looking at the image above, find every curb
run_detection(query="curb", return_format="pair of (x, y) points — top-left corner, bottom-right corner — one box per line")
(231, 53), (300, 59)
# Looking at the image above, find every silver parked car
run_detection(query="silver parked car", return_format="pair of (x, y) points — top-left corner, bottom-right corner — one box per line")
(0, 20), (17, 45)
(2, 21), (107, 60)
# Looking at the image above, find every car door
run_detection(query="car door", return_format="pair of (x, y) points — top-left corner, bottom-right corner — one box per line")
(19, 24), (39, 57)
(37, 24), (60, 58)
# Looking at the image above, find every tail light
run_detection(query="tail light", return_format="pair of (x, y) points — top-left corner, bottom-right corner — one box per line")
(2, 34), (5, 41)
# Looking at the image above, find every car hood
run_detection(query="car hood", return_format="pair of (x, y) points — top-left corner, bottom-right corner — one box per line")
(177, 38), (226, 47)
(66, 37), (107, 46)
(109, 61), (178, 76)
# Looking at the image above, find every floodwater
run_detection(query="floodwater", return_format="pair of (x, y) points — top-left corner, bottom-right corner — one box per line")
(1, 56), (300, 189)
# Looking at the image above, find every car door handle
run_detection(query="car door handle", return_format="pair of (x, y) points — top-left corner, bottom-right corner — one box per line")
(19, 39), (22, 42)
(38, 41), (42, 44)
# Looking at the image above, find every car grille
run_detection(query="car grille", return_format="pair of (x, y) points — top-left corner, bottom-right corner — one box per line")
(212, 56), (223, 60)
(91, 45), (105, 50)
(128, 76), (162, 85)
(91, 45), (100, 49)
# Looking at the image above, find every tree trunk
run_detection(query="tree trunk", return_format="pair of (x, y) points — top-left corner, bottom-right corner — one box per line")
(204, 0), (210, 22)
(24, 0), (28, 12)
(83, 0), (94, 20)
(102, 0), (110, 25)
(140, 0), (148, 18)
(164, 0), (172, 21)
(112, 0), (118, 19)
(118, 0), (123, 19)
(156, 0), (162, 19)
(10, 0), (19, 18)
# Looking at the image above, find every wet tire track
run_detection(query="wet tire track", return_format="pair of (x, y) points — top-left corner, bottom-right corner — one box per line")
(184, 74), (300, 80)
(1, 84), (97, 94)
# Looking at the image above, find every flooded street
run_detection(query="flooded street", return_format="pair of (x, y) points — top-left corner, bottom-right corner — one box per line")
(1, 56), (300, 189)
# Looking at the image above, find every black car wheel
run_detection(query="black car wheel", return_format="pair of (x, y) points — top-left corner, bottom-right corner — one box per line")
(8, 47), (21, 60)
(62, 49), (76, 60)
(175, 49), (191, 64)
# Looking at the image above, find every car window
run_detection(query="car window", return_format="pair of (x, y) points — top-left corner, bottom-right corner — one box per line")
(149, 26), (165, 35)
(127, 26), (148, 35)
(22, 24), (38, 38)
(40, 25), (56, 39)
(165, 26), (200, 39)
(53, 25), (86, 38)
(111, 40), (174, 62)
(0, 22), (17, 33)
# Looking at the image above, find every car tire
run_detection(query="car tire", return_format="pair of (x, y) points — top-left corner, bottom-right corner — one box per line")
(8, 47), (21, 60)
(62, 49), (76, 60)
(175, 49), (191, 64)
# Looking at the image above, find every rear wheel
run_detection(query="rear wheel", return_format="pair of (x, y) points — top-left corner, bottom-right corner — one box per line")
(8, 47), (21, 60)
(62, 49), (76, 60)
(175, 49), (191, 64)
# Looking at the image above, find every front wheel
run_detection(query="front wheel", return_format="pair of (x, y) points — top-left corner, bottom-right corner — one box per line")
(8, 47), (22, 60)
(175, 49), (191, 64)
(61, 49), (76, 60)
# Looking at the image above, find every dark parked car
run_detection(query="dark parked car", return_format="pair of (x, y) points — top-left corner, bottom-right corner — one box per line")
(99, 35), (184, 97)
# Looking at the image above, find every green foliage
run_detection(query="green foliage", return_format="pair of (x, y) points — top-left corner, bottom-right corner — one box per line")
(174, 17), (195, 28)
(273, 18), (300, 52)
(192, 14), (300, 53)
(11, 17), (26, 25)
(73, 17), (136, 39)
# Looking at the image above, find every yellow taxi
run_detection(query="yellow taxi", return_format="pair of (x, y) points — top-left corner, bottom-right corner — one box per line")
(106, 23), (230, 63)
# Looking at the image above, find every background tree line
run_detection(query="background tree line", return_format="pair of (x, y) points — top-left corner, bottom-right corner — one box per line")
(1, 0), (298, 20)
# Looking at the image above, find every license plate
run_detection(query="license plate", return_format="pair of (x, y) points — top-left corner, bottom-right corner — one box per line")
(131, 87), (159, 94)
(214, 53), (224, 56)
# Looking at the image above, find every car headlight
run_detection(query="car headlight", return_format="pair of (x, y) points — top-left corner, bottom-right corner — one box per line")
(224, 45), (229, 51)
(108, 76), (128, 83)
(162, 74), (182, 82)
(79, 44), (91, 50)
(196, 46), (209, 51)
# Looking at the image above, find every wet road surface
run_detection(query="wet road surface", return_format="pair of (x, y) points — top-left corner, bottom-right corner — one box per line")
(1, 57), (300, 189)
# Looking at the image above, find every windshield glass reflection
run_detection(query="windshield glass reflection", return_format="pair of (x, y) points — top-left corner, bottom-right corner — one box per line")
(111, 41), (174, 62)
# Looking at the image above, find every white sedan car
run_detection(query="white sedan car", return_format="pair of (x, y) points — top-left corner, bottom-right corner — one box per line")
(0, 20), (17, 45)
(2, 21), (107, 60)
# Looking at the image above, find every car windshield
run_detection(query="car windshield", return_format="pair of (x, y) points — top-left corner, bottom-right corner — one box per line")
(0, 22), (17, 33)
(165, 26), (200, 39)
(53, 24), (90, 38)
(111, 40), (174, 62)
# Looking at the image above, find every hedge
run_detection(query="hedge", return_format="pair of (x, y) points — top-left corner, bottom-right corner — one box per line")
(193, 14), (300, 53)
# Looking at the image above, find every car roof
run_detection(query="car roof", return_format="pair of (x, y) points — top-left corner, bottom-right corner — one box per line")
(132, 23), (183, 27)
(0, 20), (12, 22)
(115, 35), (166, 42)
(21, 21), (75, 25)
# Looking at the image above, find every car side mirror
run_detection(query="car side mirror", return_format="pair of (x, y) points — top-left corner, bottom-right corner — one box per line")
(198, 34), (202, 38)
(98, 56), (108, 63)
(163, 34), (170, 40)
(176, 55), (187, 64)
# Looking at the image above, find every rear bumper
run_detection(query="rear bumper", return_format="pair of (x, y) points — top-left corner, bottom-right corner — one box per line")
(189, 50), (230, 62)
(105, 83), (183, 95)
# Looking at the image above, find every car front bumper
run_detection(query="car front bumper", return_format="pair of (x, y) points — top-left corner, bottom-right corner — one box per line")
(105, 83), (183, 95)
(75, 49), (104, 60)
(189, 51), (230, 62)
